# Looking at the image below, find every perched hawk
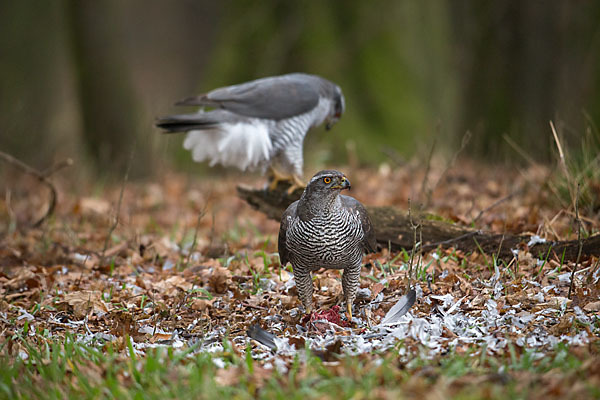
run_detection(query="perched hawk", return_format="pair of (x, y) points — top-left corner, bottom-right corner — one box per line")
(156, 73), (345, 192)
(278, 170), (376, 320)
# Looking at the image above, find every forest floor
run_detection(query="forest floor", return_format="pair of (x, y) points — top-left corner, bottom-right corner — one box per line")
(1, 158), (599, 399)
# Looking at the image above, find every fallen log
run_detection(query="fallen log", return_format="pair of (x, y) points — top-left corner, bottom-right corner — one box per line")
(237, 183), (600, 262)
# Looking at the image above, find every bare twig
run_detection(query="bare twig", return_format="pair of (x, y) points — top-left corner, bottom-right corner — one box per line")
(4, 190), (16, 231)
(550, 120), (575, 207)
(503, 134), (537, 166)
(471, 190), (521, 224)
(0, 150), (72, 227)
(550, 121), (567, 172)
(418, 224), (424, 283)
(100, 147), (134, 266)
(183, 202), (209, 269)
(419, 139), (437, 207)
(380, 147), (405, 166)
(42, 158), (74, 178)
(495, 233), (506, 270)
(345, 140), (358, 170)
(407, 199), (420, 289)
(568, 182), (583, 299)
(428, 131), (472, 205)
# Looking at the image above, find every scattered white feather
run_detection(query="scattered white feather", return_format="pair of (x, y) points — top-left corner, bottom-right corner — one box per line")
(527, 235), (546, 246)
(183, 121), (272, 171)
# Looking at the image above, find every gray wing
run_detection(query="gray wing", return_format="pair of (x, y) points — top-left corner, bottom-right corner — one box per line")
(278, 201), (298, 266)
(175, 74), (320, 121)
(341, 196), (377, 253)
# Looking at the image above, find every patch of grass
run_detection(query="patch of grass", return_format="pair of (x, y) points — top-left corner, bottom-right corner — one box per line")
(424, 212), (456, 225)
(551, 119), (600, 214)
(3, 334), (596, 400)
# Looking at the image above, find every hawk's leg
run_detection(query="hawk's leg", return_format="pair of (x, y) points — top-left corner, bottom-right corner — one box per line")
(294, 270), (314, 314)
(268, 166), (305, 194)
(342, 265), (361, 321)
(286, 174), (306, 195)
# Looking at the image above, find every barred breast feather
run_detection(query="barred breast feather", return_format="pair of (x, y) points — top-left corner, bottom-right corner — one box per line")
(286, 207), (364, 271)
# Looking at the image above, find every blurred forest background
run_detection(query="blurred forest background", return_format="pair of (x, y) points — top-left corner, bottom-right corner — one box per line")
(1, 0), (600, 180)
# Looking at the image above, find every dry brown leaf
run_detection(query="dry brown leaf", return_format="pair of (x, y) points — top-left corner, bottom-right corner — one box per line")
(78, 197), (111, 215)
(61, 290), (110, 318)
(153, 275), (193, 295)
(191, 298), (215, 311)
(209, 266), (232, 294)
(583, 301), (600, 312)
(2, 268), (40, 291)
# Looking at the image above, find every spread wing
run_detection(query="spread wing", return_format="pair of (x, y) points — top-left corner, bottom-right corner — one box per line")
(278, 201), (299, 266)
(341, 196), (377, 253)
(175, 74), (320, 121)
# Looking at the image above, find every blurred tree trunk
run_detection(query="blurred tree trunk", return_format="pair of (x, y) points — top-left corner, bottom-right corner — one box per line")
(450, 0), (600, 162)
(0, 1), (67, 167)
(65, 0), (149, 176)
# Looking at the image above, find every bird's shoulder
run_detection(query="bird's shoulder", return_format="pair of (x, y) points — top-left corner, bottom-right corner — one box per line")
(281, 200), (299, 225)
(278, 200), (299, 266)
(339, 195), (366, 215)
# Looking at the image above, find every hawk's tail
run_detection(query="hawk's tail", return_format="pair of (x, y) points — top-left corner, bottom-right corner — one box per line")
(156, 110), (273, 171)
(155, 112), (222, 133)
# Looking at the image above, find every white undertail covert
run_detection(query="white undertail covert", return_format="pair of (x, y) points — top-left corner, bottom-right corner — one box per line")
(183, 121), (272, 171)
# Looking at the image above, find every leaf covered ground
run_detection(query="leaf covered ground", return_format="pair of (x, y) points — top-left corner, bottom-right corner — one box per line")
(1, 159), (599, 399)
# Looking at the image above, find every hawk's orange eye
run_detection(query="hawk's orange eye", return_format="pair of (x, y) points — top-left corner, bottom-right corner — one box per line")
(323, 177), (332, 184)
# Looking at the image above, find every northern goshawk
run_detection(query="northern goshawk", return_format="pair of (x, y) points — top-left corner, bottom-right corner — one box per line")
(278, 170), (376, 320)
(156, 73), (345, 192)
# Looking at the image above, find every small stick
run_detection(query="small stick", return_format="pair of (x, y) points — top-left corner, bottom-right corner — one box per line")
(407, 199), (419, 289)
(550, 120), (574, 207)
(568, 182), (583, 299)
(100, 147), (134, 266)
(419, 139), (437, 207)
(0, 150), (72, 227)
(183, 202), (209, 269)
(471, 190), (520, 224)
(550, 121), (566, 170)
(503, 134), (537, 166)
(380, 147), (405, 166)
(429, 131), (472, 204)
(42, 158), (74, 178)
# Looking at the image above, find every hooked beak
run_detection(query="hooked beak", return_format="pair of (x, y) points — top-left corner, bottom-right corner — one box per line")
(332, 176), (351, 190)
(325, 114), (341, 131)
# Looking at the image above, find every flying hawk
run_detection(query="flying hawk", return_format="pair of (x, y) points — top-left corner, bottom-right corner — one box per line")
(156, 73), (345, 192)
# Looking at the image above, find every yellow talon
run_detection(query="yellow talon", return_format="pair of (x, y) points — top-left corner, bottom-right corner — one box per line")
(269, 167), (306, 193)
(285, 175), (306, 195)
(346, 302), (353, 322)
(268, 167), (290, 191)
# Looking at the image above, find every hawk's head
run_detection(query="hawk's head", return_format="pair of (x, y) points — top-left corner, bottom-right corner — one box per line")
(307, 170), (351, 192)
(325, 85), (345, 130)
(298, 170), (351, 218)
